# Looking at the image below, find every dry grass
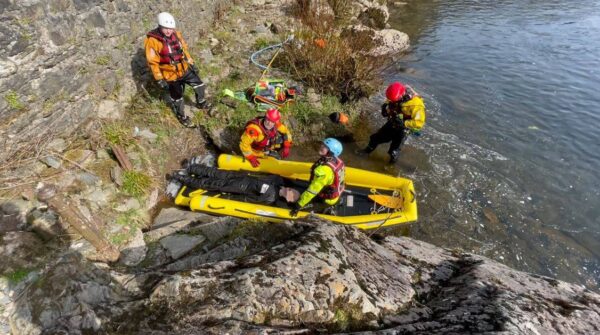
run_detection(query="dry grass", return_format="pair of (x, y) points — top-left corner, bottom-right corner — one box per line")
(212, 0), (231, 27)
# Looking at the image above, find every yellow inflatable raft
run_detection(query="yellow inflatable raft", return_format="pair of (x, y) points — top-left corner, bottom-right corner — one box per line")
(173, 154), (417, 230)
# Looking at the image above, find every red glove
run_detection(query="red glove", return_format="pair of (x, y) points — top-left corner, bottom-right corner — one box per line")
(247, 155), (260, 168)
(281, 141), (291, 159)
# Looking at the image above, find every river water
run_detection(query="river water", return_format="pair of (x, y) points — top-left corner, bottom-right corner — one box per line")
(366, 0), (600, 289)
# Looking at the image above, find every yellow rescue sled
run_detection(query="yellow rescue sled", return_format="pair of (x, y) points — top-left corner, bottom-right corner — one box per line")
(173, 154), (417, 230)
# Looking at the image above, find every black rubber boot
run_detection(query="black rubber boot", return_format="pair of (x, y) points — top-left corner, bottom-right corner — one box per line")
(356, 145), (375, 156)
(193, 83), (210, 109)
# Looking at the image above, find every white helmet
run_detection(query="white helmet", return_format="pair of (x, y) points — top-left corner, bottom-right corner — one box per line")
(157, 12), (176, 29)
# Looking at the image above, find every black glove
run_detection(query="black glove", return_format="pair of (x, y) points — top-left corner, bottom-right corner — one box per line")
(289, 202), (301, 217)
(381, 103), (389, 117)
(157, 79), (169, 90)
(191, 63), (199, 73)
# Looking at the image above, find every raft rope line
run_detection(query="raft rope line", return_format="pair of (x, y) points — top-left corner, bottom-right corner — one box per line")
(249, 35), (294, 80)
(366, 188), (403, 237)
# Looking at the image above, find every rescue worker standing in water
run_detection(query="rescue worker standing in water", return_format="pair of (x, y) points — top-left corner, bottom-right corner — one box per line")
(144, 12), (209, 127)
(289, 138), (345, 217)
(361, 82), (426, 163)
(240, 108), (293, 168)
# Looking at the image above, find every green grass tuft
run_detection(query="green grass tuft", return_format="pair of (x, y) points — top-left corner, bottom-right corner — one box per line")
(4, 90), (25, 110)
(3, 268), (32, 284)
(94, 55), (111, 66)
(121, 170), (152, 198)
(253, 37), (273, 50)
(103, 122), (133, 146)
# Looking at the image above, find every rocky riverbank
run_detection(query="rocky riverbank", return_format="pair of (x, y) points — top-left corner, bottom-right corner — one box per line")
(2, 214), (599, 334)
(2, 0), (599, 334)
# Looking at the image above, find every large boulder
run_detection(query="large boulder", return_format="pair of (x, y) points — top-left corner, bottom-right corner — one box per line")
(357, 2), (390, 29)
(371, 28), (410, 56)
(342, 25), (410, 56)
(5, 219), (600, 333)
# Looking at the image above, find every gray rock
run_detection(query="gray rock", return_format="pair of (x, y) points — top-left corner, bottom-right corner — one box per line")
(198, 48), (214, 64)
(5, 219), (600, 333)
(251, 24), (270, 35)
(145, 188), (159, 210)
(147, 207), (222, 242)
(159, 234), (205, 260)
(120, 228), (147, 266)
(151, 220), (600, 333)
(110, 165), (123, 187)
(114, 198), (140, 213)
(371, 28), (410, 56)
(57, 171), (77, 189)
(306, 88), (322, 108)
(84, 187), (112, 208)
(133, 127), (158, 142)
(78, 172), (101, 186)
(41, 155), (62, 169)
(97, 100), (122, 120)
(46, 138), (67, 153)
(96, 149), (111, 160)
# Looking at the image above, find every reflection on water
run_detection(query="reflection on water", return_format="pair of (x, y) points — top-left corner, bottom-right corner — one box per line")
(373, 0), (600, 288)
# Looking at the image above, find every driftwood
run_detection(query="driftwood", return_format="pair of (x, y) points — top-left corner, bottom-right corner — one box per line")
(37, 184), (120, 262)
(110, 144), (133, 171)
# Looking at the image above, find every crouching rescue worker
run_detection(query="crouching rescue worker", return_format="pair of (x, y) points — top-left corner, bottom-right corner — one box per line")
(144, 12), (209, 127)
(289, 138), (345, 217)
(240, 108), (292, 168)
(360, 82), (426, 163)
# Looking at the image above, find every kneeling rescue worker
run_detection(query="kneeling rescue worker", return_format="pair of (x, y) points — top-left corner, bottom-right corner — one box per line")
(240, 108), (292, 168)
(361, 82), (426, 163)
(144, 12), (209, 127)
(289, 138), (345, 217)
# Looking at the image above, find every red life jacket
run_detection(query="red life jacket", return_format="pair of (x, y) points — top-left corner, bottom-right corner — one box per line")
(310, 156), (345, 199)
(246, 117), (279, 151)
(146, 28), (185, 65)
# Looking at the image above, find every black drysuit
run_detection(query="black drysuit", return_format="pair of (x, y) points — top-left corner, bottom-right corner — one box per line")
(172, 165), (284, 204)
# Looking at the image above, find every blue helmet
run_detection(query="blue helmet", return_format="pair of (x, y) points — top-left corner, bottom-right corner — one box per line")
(323, 138), (343, 157)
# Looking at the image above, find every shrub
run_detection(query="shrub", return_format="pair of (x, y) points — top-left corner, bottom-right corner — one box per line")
(280, 29), (383, 102)
(282, 0), (393, 101)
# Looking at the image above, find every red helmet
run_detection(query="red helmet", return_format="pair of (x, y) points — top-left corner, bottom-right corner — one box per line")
(385, 82), (406, 102)
(265, 108), (281, 122)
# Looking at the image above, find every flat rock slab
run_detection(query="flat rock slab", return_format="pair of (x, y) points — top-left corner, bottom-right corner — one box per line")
(147, 207), (229, 242)
(159, 234), (205, 260)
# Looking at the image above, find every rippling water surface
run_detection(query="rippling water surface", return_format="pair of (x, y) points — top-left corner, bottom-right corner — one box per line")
(374, 0), (600, 288)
